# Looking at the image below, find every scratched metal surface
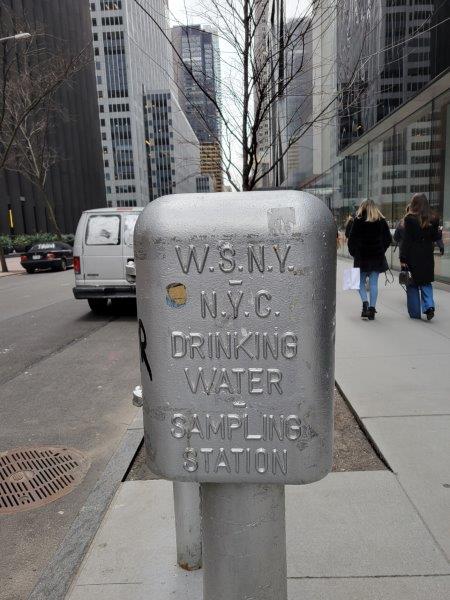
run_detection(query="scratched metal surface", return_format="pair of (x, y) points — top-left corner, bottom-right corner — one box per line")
(134, 191), (336, 484)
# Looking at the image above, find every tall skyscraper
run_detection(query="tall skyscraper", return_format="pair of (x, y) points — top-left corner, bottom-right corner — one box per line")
(0, 0), (105, 235)
(91, 0), (201, 207)
(171, 25), (223, 191)
(284, 18), (314, 188)
(253, 0), (286, 189)
(144, 91), (200, 200)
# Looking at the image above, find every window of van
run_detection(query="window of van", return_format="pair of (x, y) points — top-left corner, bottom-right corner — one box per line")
(86, 215), (120, 245)
(123, 213), (139, 246)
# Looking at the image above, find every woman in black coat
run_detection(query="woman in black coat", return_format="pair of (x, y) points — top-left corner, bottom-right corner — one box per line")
(348, 199), (392, 320)
(400, 194), (441, 320)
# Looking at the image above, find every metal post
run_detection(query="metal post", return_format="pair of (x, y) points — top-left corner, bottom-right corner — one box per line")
(173, 481), (202, 571)
(202, 483), (287, 600)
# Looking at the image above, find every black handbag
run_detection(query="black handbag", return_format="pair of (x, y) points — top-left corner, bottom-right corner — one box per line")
(399, 268), (413, 287)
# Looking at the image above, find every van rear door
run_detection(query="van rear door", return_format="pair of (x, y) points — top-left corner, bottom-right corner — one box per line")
(82, 213), (124, 285)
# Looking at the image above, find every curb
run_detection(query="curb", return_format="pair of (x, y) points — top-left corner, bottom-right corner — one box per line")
(28, 416), (144, 600)
(0, 271), (24, 277)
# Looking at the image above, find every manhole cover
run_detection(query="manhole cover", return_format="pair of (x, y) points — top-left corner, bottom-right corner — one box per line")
(0, 446), (90, 515)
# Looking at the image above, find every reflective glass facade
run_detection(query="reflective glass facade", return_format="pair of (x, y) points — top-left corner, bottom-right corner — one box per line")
(172, 25), (223, 191)
(337, 0), (450, 151)
(144, 91), (200, 201)
(302, 1), (450, 284)
(306, 88), (450, 283)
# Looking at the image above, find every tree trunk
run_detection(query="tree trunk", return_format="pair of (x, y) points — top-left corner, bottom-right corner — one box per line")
(241, 0), (251, 193)
(40, 187), (63, 239)
(0, 245), (8, 273)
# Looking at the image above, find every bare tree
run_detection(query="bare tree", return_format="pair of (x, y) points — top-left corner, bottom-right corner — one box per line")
(136, 0), (345, 191)
(4, 97), (63, 237)
(139, 0), (445, 193)
(0, 5), (92, 251)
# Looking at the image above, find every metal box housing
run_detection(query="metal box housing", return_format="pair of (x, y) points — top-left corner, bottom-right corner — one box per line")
(135, 191), (336, 484)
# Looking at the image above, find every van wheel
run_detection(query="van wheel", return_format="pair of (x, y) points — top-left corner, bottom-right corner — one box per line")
(88, 299), (108, 314)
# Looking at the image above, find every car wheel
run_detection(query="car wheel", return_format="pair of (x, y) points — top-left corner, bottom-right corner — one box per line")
(59, 258), (67, 271)
(25, 268), (35, 274)
(88, 298), (108, 314)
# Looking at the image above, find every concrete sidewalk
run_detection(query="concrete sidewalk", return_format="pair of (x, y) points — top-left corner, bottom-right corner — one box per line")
(0, 256), (24, 277)
(66, 259), (450, 599)
(335, 259), (450, 562)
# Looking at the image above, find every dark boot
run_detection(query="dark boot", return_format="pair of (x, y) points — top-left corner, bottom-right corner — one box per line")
(368, 307), (376, 320)
(425, 308), (435, 321)
(361, 301), (369, 320)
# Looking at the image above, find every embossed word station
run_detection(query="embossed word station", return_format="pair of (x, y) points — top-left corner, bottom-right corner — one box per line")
(136, 192), (335, 485)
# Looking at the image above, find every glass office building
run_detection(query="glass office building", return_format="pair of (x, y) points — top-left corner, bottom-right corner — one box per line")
(171, 25), (223, 191)
(144, 91), (200, 201)
(304, 1), (450, 283)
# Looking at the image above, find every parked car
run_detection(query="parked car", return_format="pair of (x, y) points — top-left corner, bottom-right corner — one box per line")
(73, 207), (143, 313)
(20, 242), (74, 274)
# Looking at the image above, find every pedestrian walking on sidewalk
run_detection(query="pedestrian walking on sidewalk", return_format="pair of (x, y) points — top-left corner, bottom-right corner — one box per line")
(348, 199), (392, 320)
(400, 193), (441, 321)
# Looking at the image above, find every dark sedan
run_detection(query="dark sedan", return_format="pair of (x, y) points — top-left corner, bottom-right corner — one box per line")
(20, 242), (74, 274)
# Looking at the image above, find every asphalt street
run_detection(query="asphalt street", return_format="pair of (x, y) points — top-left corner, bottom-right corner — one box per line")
(0, 270), (141, 600)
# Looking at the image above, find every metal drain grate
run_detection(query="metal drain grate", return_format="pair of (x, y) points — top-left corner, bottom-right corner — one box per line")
(0, 446), (90, 515)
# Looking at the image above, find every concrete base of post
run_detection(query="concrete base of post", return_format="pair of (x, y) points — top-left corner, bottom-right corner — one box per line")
(202, 483), (287, 600)
(173, 482), (202, 570)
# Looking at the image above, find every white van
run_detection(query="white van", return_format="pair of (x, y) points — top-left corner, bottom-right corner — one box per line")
(73, 207), (143, 312)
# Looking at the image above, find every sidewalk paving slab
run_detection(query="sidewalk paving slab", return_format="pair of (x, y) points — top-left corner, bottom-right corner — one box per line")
(364, 416), (450, 561)
(288, 576), (450, 600)
(336, 354), (450, 417)
(66, 476), (450, 599)
(0, 255), (24, 277)
(285, 471), (449, 577)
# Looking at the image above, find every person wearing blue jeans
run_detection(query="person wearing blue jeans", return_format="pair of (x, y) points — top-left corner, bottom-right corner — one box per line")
(348, 199), (392, 321)
(406, 284), (435, 319)
(359, 271), (380, 312)
(400, 194), (441, 321)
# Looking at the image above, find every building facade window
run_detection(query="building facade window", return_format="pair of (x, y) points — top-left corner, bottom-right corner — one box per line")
(110, 117), (135, 180)
(101, 1), (122, 10)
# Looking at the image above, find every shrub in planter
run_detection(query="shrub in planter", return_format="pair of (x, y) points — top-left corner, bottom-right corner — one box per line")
(62, 234), (75, 246)
(30, 232), (57, 246)
(0, 235), (13, 254)
(12, 234), (32, 253)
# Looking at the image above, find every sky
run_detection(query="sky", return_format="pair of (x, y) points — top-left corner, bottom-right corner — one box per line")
(167, 0), (312, 186)
(169, 0), (311, 25)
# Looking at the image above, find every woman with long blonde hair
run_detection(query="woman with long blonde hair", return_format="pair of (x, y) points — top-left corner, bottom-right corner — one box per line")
(348, 199), (392, 320)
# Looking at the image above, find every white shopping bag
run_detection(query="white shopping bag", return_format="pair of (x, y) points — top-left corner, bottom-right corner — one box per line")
(342, 267), (360, 291)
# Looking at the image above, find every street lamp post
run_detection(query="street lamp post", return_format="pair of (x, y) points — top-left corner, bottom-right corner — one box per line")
(0, 33), (31, 44)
